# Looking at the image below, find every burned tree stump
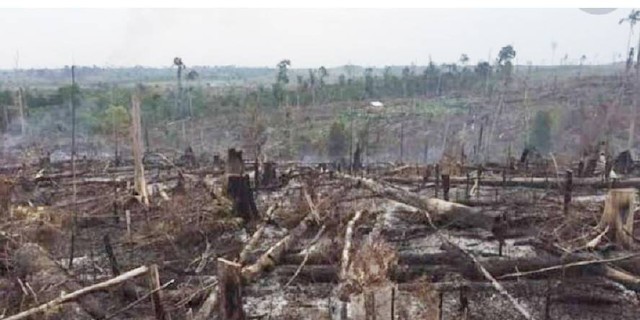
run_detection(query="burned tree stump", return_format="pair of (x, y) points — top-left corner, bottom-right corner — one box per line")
(564, 170), (573, 215)
(614, 150), (634, 175)
(213, 154), (223, 170)
(0, 178), (12, 217)
(218, 258), (246, 320)
(227, 175), (259, 223)
(442, 174), (450, 201)
(261, 161), (277, 187)
(598, 189), (637, 249)
(225, 149), (258, 223)
(227, 148), (245, 176)
(352, 142), (362, 173)
(435, 164), (440, 199)
(182, 145), (197, 168)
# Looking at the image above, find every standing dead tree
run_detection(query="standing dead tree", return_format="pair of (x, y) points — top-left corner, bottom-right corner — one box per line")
(131, 93), (149, 205)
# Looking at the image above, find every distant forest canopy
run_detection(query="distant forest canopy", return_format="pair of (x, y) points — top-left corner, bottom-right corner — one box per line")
(0, 52), (628, 157)
(0, 58), (623, 112)
(0, 61), (623, 88)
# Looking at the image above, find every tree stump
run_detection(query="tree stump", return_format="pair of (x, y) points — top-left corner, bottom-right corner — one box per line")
(261, 161), (277, 187)
(227, 175), (259, 223)
(442, 174), (450, 201)
(218, 258), (246, 320)
(598, 188), (637, 249)
(352, 143), (362, 173)
(226, 148), (245, 176)
(0, 178), (12, 217)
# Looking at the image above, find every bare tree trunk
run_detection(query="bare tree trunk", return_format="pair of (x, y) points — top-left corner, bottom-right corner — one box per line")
(1, 103), (8, 133)
(131, 93), (149, 205)
(629, 33), (640, 153)
(17, 87), (26, 136)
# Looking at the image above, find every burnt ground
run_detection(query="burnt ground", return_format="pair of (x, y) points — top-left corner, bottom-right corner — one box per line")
(1, 157), (640, 320)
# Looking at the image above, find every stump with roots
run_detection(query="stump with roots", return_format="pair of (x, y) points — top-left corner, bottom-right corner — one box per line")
(598, 188), (637, 249)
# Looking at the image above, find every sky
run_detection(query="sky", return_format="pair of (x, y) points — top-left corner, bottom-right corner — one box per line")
(0, 8), (634, 69)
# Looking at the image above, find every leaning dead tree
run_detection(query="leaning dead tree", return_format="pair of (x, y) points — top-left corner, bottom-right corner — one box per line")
(131, 93), (149, 205)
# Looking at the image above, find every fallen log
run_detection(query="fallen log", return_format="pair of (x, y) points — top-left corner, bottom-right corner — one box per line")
(409, 176), (640, 190)
(338, 173), (493, 230)
(241, 210), (317, 282)
(6, 244), (149, 320)
(237, 204), (277, 264)
(195, 197), (322, 320)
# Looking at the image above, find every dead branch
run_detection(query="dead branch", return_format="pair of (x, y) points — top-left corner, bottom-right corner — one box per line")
(498, 253), (640, 280)
(3, 266), (150, 320)
(284, 224), (326, 286)
(238, 204), (277, 265)
(340, 210), (364, 282)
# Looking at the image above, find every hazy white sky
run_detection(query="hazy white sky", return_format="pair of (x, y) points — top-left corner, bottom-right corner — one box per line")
(0, 8), (633, 68)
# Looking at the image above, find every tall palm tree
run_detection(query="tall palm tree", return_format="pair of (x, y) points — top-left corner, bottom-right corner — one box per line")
(620, 10), (640, 151)
(173, 57), (186, 119)
(620, 10), (640, 72)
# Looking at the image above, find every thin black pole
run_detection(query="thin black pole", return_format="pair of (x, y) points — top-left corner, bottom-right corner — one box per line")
(68, 65), (77, 269)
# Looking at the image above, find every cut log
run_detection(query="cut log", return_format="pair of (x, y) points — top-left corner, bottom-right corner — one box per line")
(338, 173), (492, 230)
(399, 175), (640, 189)
(147, 264), (167, 320)
(597, 189), (636, 249)
(238, 204), (277, 264)
(217, 258), (245, 320)
(241, 210), (317, 282)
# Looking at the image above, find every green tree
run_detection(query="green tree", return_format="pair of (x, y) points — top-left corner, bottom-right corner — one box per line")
(530, 110), (552, 152)
(102, 105), (130, 136)
(459, 54), (469, 66)
(327, 120), (348, 161)
(273, 59), (291, 106)
(364, 68), (375, 98)
(475, 61), (492, 93)
(497, 45), (516, 86)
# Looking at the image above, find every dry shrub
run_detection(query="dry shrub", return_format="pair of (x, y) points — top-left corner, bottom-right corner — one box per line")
(597, 188), (637, 248)
(345, 238), (398, 295)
